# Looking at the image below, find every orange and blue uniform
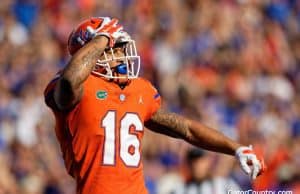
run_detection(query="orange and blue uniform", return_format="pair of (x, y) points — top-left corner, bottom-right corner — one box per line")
(44, 73), (161, 194)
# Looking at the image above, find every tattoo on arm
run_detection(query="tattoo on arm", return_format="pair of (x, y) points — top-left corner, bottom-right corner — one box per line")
(145, 108), (241, 155)
(145, 109), (191, 139)
(54, 36), (108, 110)
(65, 44), (103, 87)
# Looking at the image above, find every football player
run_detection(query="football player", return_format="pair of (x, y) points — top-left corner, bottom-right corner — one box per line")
(44, 17), (265, 194)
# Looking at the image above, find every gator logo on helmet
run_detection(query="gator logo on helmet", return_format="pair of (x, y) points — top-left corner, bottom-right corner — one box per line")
(70, 29), (91, 46)
(78, 29), (91, 42)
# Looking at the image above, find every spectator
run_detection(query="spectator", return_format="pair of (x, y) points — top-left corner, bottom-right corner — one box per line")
(183, 148), (241, 194)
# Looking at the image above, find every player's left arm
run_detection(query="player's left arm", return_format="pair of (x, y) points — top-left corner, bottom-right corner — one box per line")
(144, 108), (266, 179)
(145, 108), (240, 155)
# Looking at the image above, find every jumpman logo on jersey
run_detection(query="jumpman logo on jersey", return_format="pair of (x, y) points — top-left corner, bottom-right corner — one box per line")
(139, 95), (143, 104)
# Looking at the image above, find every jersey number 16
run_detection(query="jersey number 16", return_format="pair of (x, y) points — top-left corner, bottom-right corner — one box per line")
(101, 111), (143, 167)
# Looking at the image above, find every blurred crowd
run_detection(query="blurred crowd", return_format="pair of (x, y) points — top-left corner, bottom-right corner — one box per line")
(0, 0), (300, 193)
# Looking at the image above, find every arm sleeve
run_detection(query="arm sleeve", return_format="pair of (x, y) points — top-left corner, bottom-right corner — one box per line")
(44, 74), (61, 112)
(44, 71), (81, 113)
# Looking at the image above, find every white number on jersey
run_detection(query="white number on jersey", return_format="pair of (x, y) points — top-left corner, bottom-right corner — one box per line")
(101, 111), (143, 167)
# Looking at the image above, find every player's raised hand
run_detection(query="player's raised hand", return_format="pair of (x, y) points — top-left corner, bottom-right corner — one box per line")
(235, 145), (266, 180)
(86, 17), (123, 47)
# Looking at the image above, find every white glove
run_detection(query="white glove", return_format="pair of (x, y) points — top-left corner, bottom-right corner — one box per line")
(86, 17), (123, 47)
(235, 145), (265, 180)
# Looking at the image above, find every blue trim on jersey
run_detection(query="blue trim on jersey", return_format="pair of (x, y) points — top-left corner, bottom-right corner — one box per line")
(49, 75), (60, 85)
(154, 93), (160, 99)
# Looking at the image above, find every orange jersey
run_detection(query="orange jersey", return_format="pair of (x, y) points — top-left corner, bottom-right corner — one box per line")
(44, 74), (161, 194)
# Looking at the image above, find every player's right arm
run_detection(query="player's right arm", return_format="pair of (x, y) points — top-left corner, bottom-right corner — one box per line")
(52, 19), (122, 111)
(54, 36), (108, 110)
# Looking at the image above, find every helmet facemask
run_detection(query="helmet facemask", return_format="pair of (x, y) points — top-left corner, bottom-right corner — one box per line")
(92, 38), (140, 79)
